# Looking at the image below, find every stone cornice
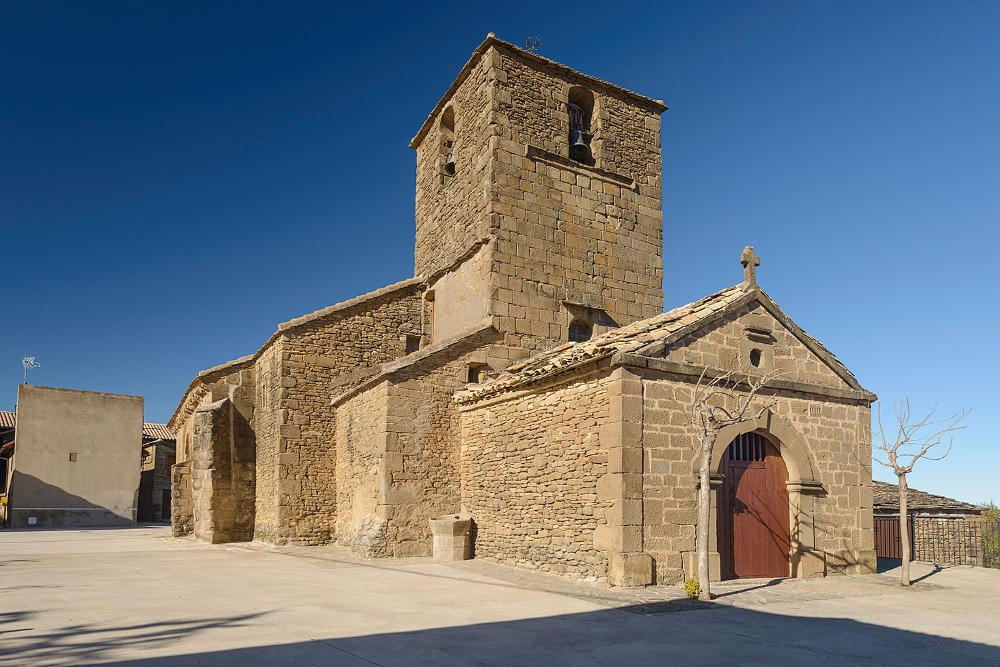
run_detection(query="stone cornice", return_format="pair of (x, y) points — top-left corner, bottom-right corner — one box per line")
(613, 353), (877, 405)
(787, 480), (827, 496)
(523, 144), (637, 191)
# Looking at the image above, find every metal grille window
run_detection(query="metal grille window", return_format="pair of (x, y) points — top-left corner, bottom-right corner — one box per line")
(726, 433), (767, 462)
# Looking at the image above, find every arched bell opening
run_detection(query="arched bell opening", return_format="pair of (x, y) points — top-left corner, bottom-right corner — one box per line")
(716, 432), (791, 579)
(567, 87), (595, 165)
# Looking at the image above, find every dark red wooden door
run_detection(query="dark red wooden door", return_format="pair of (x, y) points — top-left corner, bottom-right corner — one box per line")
(719, 433), (790, 579)
(874, 515), (914, 560)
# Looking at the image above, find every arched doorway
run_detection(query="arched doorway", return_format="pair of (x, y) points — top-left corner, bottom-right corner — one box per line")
(718, 432), (790, 579)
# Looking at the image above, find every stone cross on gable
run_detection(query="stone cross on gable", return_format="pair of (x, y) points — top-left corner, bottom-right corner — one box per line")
(740, 246), (760, 286)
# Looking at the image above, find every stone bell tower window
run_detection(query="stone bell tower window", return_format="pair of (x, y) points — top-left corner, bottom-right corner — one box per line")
(440, 106), (456, 177)
(568, 87), (594, 165)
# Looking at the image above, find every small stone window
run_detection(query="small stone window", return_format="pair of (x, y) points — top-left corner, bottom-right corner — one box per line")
(568, 87), (595, 165)
(440, 106), (456, 177)
(467, 363), (488, 384)
(404, 335), (421, 354)
(68, 452), (78, 462)
(749, 348), (762, 368)
(568, 320), (592, 343)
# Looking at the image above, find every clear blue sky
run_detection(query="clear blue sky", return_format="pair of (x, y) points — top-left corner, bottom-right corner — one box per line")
(2, 2), (997, 503)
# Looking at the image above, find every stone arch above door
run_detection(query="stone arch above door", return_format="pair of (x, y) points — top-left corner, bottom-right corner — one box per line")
(685, 409), (828, 580)
(709, 410), (819, 485)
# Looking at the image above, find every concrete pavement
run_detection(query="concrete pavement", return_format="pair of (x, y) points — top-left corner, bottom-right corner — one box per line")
(1, 526), (998, 665)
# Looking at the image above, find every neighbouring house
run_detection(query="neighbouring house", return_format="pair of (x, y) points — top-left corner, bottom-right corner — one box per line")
(168, 34), (878, 585)
(138, 423), (176, 523)
(3, 385), (143, 528)
(872, 480), (987, 565)
(0, 411), (14, 520)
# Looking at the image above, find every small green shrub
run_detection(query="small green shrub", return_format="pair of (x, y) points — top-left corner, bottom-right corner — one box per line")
(684, 577), (702, 599)
(982, 502), (999, 569)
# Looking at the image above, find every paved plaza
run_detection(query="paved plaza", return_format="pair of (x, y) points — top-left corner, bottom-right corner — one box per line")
(2, 527), (999, 665)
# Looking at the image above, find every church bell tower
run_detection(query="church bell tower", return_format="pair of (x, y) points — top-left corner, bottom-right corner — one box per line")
(410, 35), (666, 352)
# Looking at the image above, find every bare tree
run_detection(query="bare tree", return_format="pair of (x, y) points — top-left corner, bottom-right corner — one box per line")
(873, 400), (970, 586)
(689, 368), (778, 600)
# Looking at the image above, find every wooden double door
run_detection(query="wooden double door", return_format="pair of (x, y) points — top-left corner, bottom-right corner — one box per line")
(718, 433), (791, 579)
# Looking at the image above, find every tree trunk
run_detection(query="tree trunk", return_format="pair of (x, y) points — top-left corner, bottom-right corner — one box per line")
(898, 473), (911, 586)
(696, 432), (716, 600)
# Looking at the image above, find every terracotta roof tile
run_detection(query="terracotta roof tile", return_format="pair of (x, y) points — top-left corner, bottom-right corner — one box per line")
(456, 283), (752, 402)
(143, 423), (174, 441)
(0, 411), (15, 429)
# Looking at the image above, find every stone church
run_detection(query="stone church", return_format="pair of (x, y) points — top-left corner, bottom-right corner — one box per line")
(168, 34), (877, 586)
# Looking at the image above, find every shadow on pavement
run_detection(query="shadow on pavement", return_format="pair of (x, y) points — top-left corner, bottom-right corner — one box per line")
(3, 601), (998, 666)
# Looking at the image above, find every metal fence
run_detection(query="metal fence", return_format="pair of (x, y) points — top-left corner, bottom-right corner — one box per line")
(913, 517), (983, 566)
(877, 515), (1000, 568)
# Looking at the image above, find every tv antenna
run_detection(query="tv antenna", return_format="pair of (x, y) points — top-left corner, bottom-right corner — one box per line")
(23, 356), (39, 384)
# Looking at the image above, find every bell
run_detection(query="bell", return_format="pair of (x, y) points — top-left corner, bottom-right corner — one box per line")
(570, 129), (591, 162)
(444, 149), (456, 176)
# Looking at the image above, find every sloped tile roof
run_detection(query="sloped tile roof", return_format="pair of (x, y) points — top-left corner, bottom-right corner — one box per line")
(873, 480), (983, 514)
(0, 413), (173, 442)
(456, 283), (752, 402)
(456, 280), (868, 404)
(143, 423), (175, 441)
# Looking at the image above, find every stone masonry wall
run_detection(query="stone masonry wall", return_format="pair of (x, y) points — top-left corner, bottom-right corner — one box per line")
(664, 300), (848, 390)
(334, 380), (390, 556)
(459, 372), (613, 581)
(275, 287), (423, 544)
(488, 48), (664, 335)
(252, 341), (283, 541)
(414, 49), (495, 280)
(170, 462), (192, 537)
(189, 368), (256, 544)
(641, 374), (873, 583)
(382, 338), (509, 557)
